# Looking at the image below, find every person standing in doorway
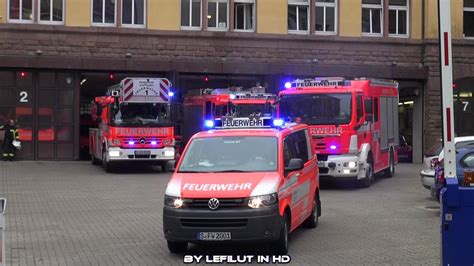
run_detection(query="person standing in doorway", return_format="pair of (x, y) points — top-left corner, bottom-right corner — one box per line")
(0, 119), (19, 161)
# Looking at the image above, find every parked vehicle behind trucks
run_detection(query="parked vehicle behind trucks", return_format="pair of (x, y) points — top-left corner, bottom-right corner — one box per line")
(182, 87), (276, 146)
(89, 77), (176, 172)
(278, 77), (399, 187)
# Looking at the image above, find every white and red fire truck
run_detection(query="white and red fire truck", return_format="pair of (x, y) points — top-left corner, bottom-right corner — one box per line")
(182, 87), (275, 145)
(89, 77), (175, 172)
(278, 77), (399, 187)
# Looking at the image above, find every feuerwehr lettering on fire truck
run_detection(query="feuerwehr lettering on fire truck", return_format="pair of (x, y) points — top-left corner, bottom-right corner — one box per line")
(182, 183), (252, 191)
(310, 127), (343, 136)
(115, 127), (170, 136)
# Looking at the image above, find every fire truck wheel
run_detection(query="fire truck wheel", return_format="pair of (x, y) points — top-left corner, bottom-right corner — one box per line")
(384, 149), (395, 178)
(102, 148), (113, 173)
(303, 193), (319, 228)
(160, 161), (169, 173)
(91, 155), (100, 165)
(271, 212), (290, 255)
(361, 155), (374, 188)
(167, 241), (188, 253)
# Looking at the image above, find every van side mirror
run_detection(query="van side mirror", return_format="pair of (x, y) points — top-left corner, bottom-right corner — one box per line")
(285, 158), (304, 173)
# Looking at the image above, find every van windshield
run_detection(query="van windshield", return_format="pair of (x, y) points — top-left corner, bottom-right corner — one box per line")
(280, 93), (352, 125)
(178, 136), (278, 173)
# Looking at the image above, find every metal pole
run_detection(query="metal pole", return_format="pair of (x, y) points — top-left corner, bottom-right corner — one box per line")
(0, 198), (6, 266)
(438, 0), (456, 179)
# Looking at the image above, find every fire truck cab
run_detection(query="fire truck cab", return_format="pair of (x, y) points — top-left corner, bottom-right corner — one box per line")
(163, 116), (320, 254)
(279, 77), (399, 187)
(182, 87), (275, 145)
(89, 78), (176, 172)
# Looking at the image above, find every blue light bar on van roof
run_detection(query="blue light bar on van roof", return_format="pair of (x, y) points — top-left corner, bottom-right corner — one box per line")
(204, 120), (215, 128)
(205, 116), (285, 130)
(285, 78), (350, 89)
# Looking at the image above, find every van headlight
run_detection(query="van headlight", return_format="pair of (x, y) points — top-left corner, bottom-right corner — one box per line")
(248, 193), (278, 209)
(164, 195), (184, 209)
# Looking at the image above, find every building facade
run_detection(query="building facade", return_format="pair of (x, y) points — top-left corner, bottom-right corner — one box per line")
(0, 0), (473, 161)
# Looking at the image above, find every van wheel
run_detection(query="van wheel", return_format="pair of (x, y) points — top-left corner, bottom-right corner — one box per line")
(102, 148), (113, 173)
(303, 194), (319, 228)
(167, 241), (188, 253)
(361, 155), (374, 188)
(384, 149), (395, 178)
(271, 213), (290, 255)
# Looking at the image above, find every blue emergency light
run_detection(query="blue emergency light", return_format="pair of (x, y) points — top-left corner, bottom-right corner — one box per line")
(204, 120), (215, 128)
(273, 119), (284, 127)
(168, 91), (175, 97)
(329, 145), (337, 150)
(284, 82), (292, 89)
(205, 117), (285, 130)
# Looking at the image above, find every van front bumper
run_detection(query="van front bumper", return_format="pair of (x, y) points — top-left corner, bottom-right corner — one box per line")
(163, 205), (282, 243)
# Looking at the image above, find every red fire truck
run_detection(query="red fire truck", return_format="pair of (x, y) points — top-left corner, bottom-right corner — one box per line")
(182, 87), (276, 146)
(278, 77), (399, 187)
(89, 77), (176, 172)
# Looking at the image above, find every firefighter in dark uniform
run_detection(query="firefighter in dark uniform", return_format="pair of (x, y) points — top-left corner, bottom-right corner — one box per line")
(1, 119), (19, 161)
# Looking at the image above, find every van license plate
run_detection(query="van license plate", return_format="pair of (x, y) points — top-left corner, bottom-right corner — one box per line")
(318, 161), (325, 167)
(198, 232), (231, 241)
(134, 150), (151, 156)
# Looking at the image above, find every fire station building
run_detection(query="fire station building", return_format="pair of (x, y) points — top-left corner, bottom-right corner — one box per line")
(0, 0), (473, 161)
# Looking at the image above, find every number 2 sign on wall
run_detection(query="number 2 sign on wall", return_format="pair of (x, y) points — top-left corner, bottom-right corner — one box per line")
(19, 91), (28, 103)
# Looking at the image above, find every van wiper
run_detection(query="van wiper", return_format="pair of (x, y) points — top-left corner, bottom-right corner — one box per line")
(177, 170), (205, 173)
(213, 170), (249, 173)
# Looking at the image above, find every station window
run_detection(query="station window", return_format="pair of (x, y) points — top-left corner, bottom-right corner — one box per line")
(288, 0), (309, 34)
(92, 0), (116, 26)
(181, 0), (202, 29)
(464, 0), (474, 37)
(315, 0), (337, 35)
(38, 0), (63, 24)
(208, 0), (228, 31)
(234, 0), (255, 32)
(8, 0), (34, 23)
(388, 0), (408, 37)
(362, 0), (383, 36)
(122, 0), (146, 27)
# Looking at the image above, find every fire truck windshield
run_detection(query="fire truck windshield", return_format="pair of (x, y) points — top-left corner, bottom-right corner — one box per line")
(280, 93), (352, 125)
(178, 136), (277, 173)
(231, 104), (269, 117)
(111, 103), (170, 126)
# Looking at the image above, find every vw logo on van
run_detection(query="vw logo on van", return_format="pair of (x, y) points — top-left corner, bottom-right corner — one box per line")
(208, 198), (220, 210)
(140, 138), (146, 144)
